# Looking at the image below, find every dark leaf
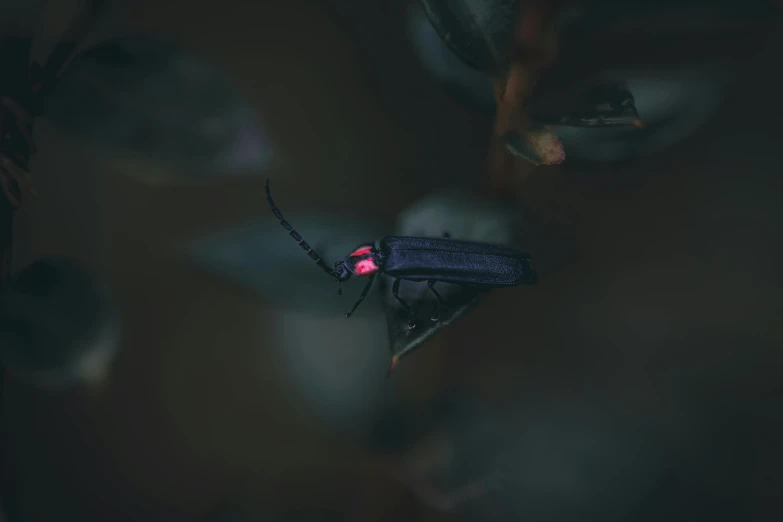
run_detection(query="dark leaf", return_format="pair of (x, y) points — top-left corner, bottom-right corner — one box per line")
(526, 2), (775, 163)
(498, 83), (645, 165)
(0, 257), (119, 386)
(406, 2), (496, 110)
(418, 0), (520, 75)
(395, 189), (525, 243)
(532, 84), (644, 128)
(271, 305), (389, 437)
(552, 69), (732, 163)
(45, 36), (272, 184)
(187, 213), (393, 432)
(186, 214), (385, 315)
(31, 0), (108, 105)
(502, 124), (565, 165)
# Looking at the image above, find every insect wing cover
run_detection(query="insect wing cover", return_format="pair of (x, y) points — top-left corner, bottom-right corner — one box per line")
(382, 190), (527, 370)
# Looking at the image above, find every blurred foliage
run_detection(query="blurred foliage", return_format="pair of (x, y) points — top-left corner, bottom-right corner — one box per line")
(551, 69), (731, 163)
(418, 0), (519, 75)
(187, 213), (392, 439)
(1, 2), (781, 522)
(0, 257), (118, 386)
(271, 309), (390, 439)
(411, 0), (778, 165)
(187, 214), (385, 315)
(396, 190), (524, 244)
(406, 2), (496, 111)
(46, 36), (273, 185)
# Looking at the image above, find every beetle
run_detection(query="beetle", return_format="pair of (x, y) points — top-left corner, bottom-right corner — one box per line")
(265, 179), (538, 328)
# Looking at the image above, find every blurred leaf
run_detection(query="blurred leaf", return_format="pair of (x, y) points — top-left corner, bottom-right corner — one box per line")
(45, 36), (273, 184)
(188, 214), (396, 430)
(186, 214), (385, 315)
(502, 84), (645, 165)
(0, 257), (119, 386)
(414, 0), (773, 166)
(534, 2), (775, 163)
(552, 69), (731, 163)
(532, 84), (644, 128)
(418, 0), (520, 75)
(406, 2), (496, 110)
(271, 309), (389, 436)
(502, 84), (644, 165)
(395, 190), (524, 244)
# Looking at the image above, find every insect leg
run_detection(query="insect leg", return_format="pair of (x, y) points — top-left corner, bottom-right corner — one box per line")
(427, 280), (448, 321)
(392, 278), (416, 330)
(345, 274), (375, 319)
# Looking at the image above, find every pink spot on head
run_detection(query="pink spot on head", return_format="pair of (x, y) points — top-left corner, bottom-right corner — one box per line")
(351, 246), (374, 257)
(354, 258), (379, 276)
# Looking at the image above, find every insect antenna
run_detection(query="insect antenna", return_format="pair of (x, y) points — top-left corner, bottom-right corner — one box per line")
(265, 179), (341, 283)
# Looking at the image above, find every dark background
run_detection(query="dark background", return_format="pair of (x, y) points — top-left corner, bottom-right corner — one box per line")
(2, 1), (782, 521)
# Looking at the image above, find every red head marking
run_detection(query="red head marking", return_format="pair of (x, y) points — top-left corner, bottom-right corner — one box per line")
(350, 246), (374, 257)
(354, 258), (378, 276)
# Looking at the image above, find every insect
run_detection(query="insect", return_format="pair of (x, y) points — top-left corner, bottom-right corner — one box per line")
(265, 179), (538, 329)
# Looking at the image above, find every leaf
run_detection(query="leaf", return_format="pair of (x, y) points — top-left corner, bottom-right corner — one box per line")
(532, 84), (644, 128)
(185, 214), (385, 315)
(0, 257), (119, 386)
(551, 69), (731, 163)
(384, 190), (527, 368)
(271, 309), (389, 439)
(45, 36), (273, 184)
(186, 216), (391, 438)
(396, 189), (525, 244)
(418, 0), (520, 75)
(500, 83), (645, 166)
(406, 2), (496, 110)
